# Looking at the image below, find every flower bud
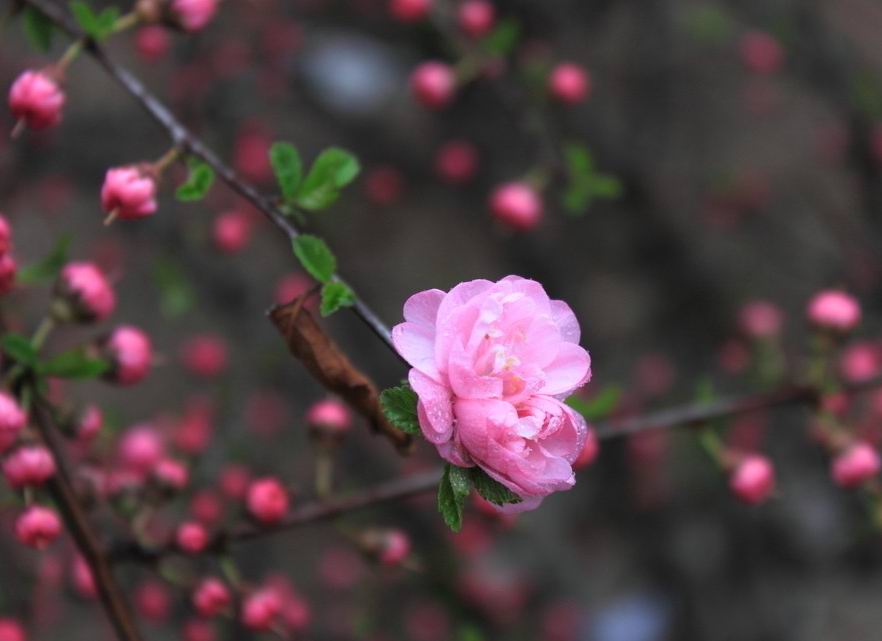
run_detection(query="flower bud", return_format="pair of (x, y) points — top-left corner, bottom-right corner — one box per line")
(55, 262), (116, 322)
(71, 555), (97, 599)
(0, 619), (26, 641)
(378, 529), (411, 566)
(548, 63), (591, 104)
(306, 399), (351, 443)
(489, 182), (543, 231)
(182, 619), (216, 641)
(807, 289), (861, 333)
(219, 463), (251, 500)
(410, 62), (456, 110)
(135, 580), (171, 622)
(435, 140), (478, 184)
(102, 325), (152, 385)
(0, 392), (27, 454)
(176, 521), (210, 554)
(728, 454), (775, 504)
(0, 254), (16, 295)
(738, 300), (783, 339)
(3, 445), (56, 488)
(246, 477), (290, 525)
(153, 457), (190, 491)
(0, 214), (12, 255)
(212, 210), (252, 254)
(839, 342), (880, 383)
(739, 30), (783, 75)
(8, 70), (65, 131)
(241, 589), (282, 631)
(388, 0), (432, 22)
(117, 425), (164, 476)
(180, 334), (228, 378)
(458, 0), (495, 38)
(73, 404), (103, 441)
(170, 0), (218, 32)
(135, 26), (171, 62)
(832, 442), (880, 488)
(190, 489), (223, 525)
(100, 166), (158, 221)
(192, 577), (231, 618)
(14, 505), (61, 549)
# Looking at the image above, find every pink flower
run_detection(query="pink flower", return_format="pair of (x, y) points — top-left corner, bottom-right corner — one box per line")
(241, 589), (282, 631)
(458, 0), (495, 38)
(176, 521), (210, 554)
(388, 0), (432, 22)
(135, 580), (171, 622)
(435, 140), (478, 184)
(832, 442), (880, 488)
(183, 619), (216, 641)
(171, 0), (218, 32)
(193, 577), (231, 618)
(117, 425), (164, 475)
(738, 300), (783, 338)
(213, 210), (252, 254)
(3, 445), (56, 488)
(410, 62), (456, 109)
(392, 276), (591, 508)
(219, 464), (250, 499)
(807, 289), (861, 333)
(548, 63), (591, 105)
(135, 26), (171, 62)
(839, 342), (880, 383)
(0, 619), (26, 641)
(0, 392), (27, 454)
(378, 529), (411, 566)
(103, 325), (152, 385)
(180, 334), (228, 378)
(729, 455), (775, 504)
(75, 404), (103, 441)
(489, 182), (543, 231)
(56, 262), (116, 322)
(154, 457), (190, 490)
(15, 506), (61, 549)
(0, 254), (16, 295)
(71, 555), (96, 599)
(246, 477), (290, 524)
(306, 399), (352, 437)
(739, 30), (783, 75)
(8, 70), (65, 131)
(100, 166), (158, 221)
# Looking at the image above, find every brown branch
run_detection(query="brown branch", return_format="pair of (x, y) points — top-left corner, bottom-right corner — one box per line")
(21, 0), (400, 358)
(31, 399), (144, 641)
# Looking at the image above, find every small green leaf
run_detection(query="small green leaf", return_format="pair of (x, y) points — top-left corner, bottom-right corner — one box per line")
(153, 259), (195, 318)
(319, 281), (355, 317)
(482, 18), (521, 57)
(1, 334), (38, 367)
(17, 235), (71, 285)
(469, 467), (521, 506)
(379, 383), (421, 435)
(294, 148), (360, 211)
(566, 386), (621, 421)
(69, 1), (118, 40)
(291, 235), (336, 284)
(38, 349), (109, 379)
(22, 7), (54, 52)
(562, 143), (623, 215)
(269, 142), (303, 203)
(175, 159), (215, 202)
(438, 464), (471, 532)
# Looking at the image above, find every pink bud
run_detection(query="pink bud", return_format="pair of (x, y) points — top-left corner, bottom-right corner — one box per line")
(246, 477), (290, 525)
(14, 505), (61, 549)
(182, 619), (216, 641)
(75, 404), (103, 441)
(8, 70), (65, 131)
(213, 210), (252, 254)
(839, 342), (880, 383)
(832, 442), (880, 488)
(71, 555), (96, 599)
(103, 325), (152, 385)
(0, 254), (16, 296)
(388, 0), (432, 22)
(219, 463), (251, 500)
(241, 589), (282, 631)
(117, 425), (164, 475)
(435, 140), (478, 184)
(154, 457), (190, 490)
(0, 214), (12, 255)
(56, 262), (116, 322)
(738, 300), (783, 338)
(807, 289), (861, 333)
(729, 455), (775, 504)
(193, 577), (231, 618)
(548, 63), (591, 104)
(3, 445), (56, 488)
(739, 30), (783, 75)
(0, 619), (25, 641)
(176, 521), (210, 554)
(410, 62), (456, 109)
(135, 580), (171, 622)
(274, 272), (314, 306)
(180, 334), (228, 378)
(171, 0), (218, 32)
(378, 529), (411, 566)
(190, 489), (223, 525)
(306, 399), (351, 437)
(573, 429), (599, 470)
(363, 166), (404, 206)
(489, 182), (543, 231)
(135, 26), (170, 62)
(0, 392), (27, 454)
(458, 0), (495, 38)
(100, 166), (158, 221)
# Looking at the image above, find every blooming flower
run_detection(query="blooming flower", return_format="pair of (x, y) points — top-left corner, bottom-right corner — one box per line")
(392, 276), (591, 510)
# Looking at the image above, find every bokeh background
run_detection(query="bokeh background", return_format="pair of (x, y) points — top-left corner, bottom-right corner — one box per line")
(2, 0), (882, 640)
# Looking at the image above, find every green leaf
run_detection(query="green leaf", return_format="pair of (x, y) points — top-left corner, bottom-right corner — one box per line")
(153, 259), (195, 318)
(482, 18), (521, 57)
(269, 142), (303, 203)
(22, 7), (54, 52)
(1, 334), (38, 367)
(459, 626), (485, 641)
(319, 281), (355, 317)
(681, 6), (733, 43)
(566, 386), (621, 421)
(175, 159), (215, 202)
(291, 235), (336, 284)
(294, 148), (360, 211)
(379, 383), (420, 435)
(38, 349), (109, 379)
(469, 467), (521, 506)
(69, 1), (119, 40)
(438, 464), (471, 532)
(562, 143), (623, 215)
(17, 235), (71, 285)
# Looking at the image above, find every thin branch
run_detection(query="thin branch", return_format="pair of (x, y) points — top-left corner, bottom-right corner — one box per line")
(21, 0), (398, 356)
(31, 399), (144, 641)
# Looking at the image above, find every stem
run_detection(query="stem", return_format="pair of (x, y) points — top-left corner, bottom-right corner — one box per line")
(111, 12), (140, 34)
(31, 316), (55, 351)
(315, 447), (334, 500)
(152, 146), (182, 176)
(55, 38), (84, 75)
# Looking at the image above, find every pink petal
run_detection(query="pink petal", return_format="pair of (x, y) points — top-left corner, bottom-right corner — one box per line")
(392, 322), (440, 380)
(409, 369), (453, 444)
(550, 299), (581, 344)
(403, 289), (445, 327)
(542, 343), (591, 395)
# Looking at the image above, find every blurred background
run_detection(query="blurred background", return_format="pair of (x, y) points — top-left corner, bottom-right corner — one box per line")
(2, 0), (882, 640)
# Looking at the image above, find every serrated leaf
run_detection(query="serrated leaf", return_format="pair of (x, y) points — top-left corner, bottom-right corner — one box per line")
(1, 334), (38, 367)
(269, 142), (303, 203)
(291, 235), (336, 284)
(319, 281), (355, 317)
(379, 383), (420, 435)
(438, 464), (471, 532)
(566, 386), (620, 421)
(175, 159), (215, 202)
(22, 6), (54, 52)
(38, 349), (109, 379)
(469, 467), (521, 506)
(69, 1), (118, 40)
(17, 235), (71, 285)
(482, 18), (521, 57)
(295, 148), (360, 211)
